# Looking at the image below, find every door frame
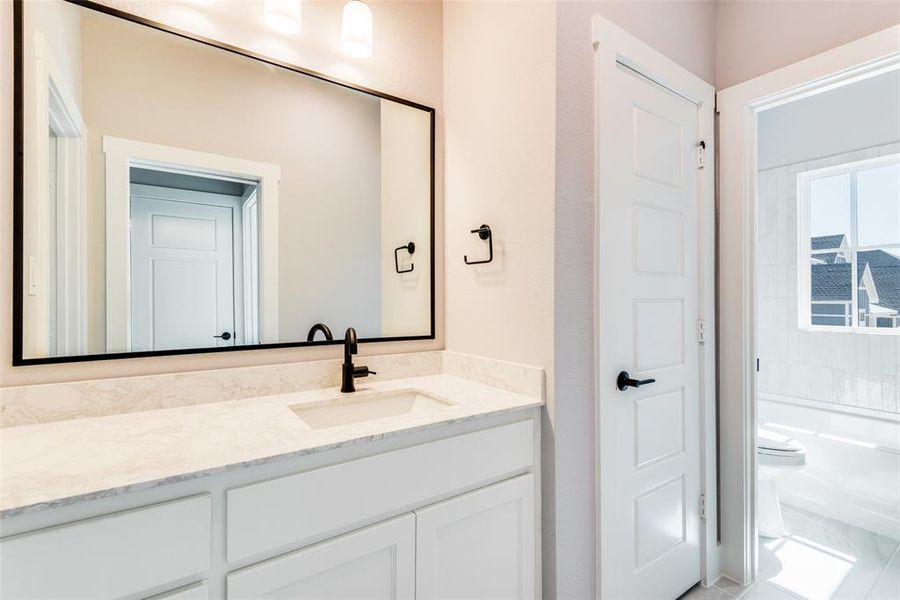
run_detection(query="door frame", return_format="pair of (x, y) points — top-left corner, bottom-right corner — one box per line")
(23, 29), (87, 358)
(716, 24), (900, 585)
(592, 16), (719, 595)
(103, 136), (280, 353)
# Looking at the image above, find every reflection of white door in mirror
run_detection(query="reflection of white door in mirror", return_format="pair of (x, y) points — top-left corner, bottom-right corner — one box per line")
(130, 186), (241, 352)
(103, 137), (281, 353)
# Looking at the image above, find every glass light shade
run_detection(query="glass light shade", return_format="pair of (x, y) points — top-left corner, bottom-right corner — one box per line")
(341, 0), (373, 58)
(264, 0), (301, 35)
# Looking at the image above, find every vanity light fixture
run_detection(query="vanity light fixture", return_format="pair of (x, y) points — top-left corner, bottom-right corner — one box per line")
(341, 0), (373, 58)
(264, 0), (302, 35)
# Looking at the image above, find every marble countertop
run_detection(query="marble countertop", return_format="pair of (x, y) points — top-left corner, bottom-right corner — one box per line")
(0, 374), (542, 518)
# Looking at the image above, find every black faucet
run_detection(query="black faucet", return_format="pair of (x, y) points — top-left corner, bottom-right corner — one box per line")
(306, 322), (333, 342)
(341, 328), (376, 393)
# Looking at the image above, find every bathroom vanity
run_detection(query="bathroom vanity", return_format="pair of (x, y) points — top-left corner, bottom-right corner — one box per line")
(4, 1), (542, 597)
(0, 375), (542, 599)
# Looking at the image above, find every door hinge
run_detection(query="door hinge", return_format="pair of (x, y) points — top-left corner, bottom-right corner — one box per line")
(700, 493), (707, 520)
(697, 140), (706, 169)
(697, 319), (706, 344)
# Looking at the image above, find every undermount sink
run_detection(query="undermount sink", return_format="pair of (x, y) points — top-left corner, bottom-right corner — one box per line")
(289, 389), (456, 430)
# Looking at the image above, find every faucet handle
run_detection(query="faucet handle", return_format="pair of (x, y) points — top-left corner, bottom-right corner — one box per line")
(353, 365), (376, 378)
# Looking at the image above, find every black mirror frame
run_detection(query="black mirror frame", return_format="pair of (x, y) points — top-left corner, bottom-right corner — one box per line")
(11, 0), (436, 366)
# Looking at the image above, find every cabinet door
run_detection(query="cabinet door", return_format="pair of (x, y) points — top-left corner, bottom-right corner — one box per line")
(415, 474), (536, 600)
(227, 514), (414, 599)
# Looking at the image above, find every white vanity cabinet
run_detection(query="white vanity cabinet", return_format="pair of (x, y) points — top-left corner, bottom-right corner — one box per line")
(228, 475), (536, 600)
(228, 514), (416, 599)
(0, 412), (540, 600)
(415, 474), (535, 600)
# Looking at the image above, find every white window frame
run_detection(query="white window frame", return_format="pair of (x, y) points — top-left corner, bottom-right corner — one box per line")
(797, 153), (900, 335)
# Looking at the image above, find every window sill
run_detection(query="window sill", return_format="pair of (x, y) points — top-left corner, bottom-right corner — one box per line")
(799, 325), (900, 336)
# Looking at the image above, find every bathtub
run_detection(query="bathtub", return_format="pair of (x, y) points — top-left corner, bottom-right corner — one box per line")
(758, 394), (900, 540)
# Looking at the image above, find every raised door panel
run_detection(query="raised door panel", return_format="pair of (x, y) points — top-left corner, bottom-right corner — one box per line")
(227, 514), (414, 600)
(415, 475), (535, 600)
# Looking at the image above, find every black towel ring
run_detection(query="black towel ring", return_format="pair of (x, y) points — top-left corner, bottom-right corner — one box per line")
(394, 242), (415, 274)
(464, 224), (493, 265)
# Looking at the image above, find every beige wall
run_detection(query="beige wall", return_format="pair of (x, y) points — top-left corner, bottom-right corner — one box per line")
(442, 0), (557, 595)
(443, 0), (556, 371)
(0, 0), (444, 386)
(716, 0), (900, 89)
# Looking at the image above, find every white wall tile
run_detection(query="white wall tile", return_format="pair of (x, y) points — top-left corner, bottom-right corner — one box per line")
(757, 143), (900, 415)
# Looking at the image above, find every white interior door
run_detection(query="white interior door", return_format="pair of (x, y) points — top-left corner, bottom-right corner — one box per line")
(130, 189), (236, 351)
(596, 51), (704, 600)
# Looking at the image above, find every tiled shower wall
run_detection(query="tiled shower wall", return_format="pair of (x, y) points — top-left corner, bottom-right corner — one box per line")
(757, 141), (900, 414)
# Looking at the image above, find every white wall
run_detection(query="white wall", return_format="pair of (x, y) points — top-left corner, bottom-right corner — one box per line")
(442, 4), (557, 592)
(0, 0), (444, 386)
(443, 1), (556, 369)
(716, 0), (900, 89)
(758, 69), (900, 170)
(380, 100), (432, 337)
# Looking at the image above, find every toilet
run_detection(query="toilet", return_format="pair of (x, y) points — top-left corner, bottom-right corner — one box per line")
(757, 428), (806, 538)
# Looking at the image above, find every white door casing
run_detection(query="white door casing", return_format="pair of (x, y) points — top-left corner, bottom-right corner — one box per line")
(103, 136), (280, 353)
(22, 29), (87, 359)
(717, 25), (900, 584)
(130, 188), (239, 352)
(415, 474), (535, 600)
(594, 17), (717, 599)
(226, 514), (415, 599)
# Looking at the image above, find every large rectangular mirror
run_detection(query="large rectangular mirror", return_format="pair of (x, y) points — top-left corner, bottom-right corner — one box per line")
(14, 0), (434, 364)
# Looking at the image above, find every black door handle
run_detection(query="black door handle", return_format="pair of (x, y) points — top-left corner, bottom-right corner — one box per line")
(214, 331), (232, 341)
(617, 371), (655, 391)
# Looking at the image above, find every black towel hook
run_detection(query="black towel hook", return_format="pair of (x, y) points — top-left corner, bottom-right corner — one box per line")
(394, 242), (415, 274)
(464, 224), (493, 265)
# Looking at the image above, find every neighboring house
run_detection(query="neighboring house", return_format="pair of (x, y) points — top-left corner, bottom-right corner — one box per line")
(810, 234), (900, 327)
(811, 233), (851, 265)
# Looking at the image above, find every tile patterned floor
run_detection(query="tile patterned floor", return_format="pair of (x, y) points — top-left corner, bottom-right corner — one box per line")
(680, 506), (900, 600)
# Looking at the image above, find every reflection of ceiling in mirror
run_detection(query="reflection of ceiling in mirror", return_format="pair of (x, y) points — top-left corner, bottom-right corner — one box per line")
(85, 0), (444, 103)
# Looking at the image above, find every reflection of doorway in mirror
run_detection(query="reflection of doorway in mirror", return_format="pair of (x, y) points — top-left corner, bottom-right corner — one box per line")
(128, 169), (260, 352)
(102, 136), (281, 354)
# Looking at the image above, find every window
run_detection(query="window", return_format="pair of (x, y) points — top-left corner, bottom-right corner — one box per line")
(799, 154), (900, 331)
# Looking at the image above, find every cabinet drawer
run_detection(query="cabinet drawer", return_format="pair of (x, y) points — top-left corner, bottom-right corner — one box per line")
(227, 420), (533, 562)
(0, 495), (211, 599)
